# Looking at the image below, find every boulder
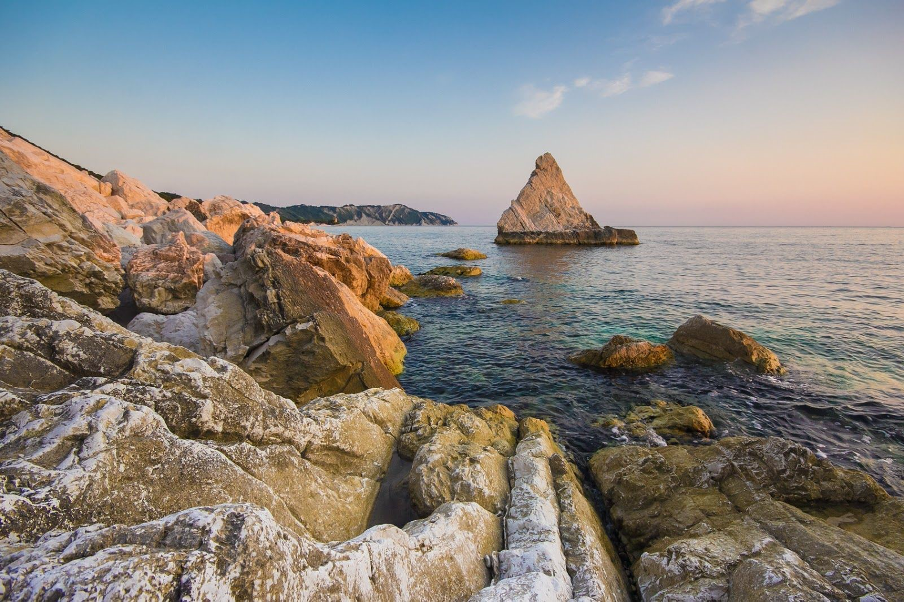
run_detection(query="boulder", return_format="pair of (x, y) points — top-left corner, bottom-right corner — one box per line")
(201, 195), (266, 244)
(1, 502), (501, 602)
(668, 314), (786, 374)
(378, 310), (420, 337)
(130, 246), (405, 404)
(140, 208), (232, 257)
(0, 153), (123, 312)
(600, 399), (715, 443)
(399, 400), (519, 517)
(235, 218), (392, 311)
(398, 274), (464, 298)
(439, 248), (487, 260)
(0, 270), (418, 543)
(101, 170), (170, 217)
(380, 286), (410, 309)
(569, 335), (674, 371)
(589, 436), (904, 600)
(169, 195), (208, 221)
(389, 264), (414, 286)
(495, 153), (638, 246)
(0, 128), (121, 225)
(126, 232), (205, 314)
(426, 265), (482, 277)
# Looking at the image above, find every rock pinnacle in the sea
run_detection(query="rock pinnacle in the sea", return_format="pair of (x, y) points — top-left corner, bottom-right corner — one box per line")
(495, 152), (639, 245)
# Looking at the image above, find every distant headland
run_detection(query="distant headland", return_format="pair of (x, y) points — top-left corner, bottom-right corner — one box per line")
(255, 202), (457, 226)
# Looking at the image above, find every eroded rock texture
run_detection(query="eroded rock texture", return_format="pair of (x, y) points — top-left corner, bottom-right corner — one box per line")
(495, 153), (638, 246)
(0, 153), (123, 312)
(126, 232), (205, 314)
(589, 436), (904, 600)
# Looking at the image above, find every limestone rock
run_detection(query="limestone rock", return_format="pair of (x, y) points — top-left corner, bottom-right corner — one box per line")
(380, 286), (410, 309)
(101, 170), (170, 217)
(0, 269), (420, 544)
(569, 335), (674, 371)
(131, 245), (404, 404)
(669, 314), (785, 374)
(140, 208), (232, 257)
(1, 502), (501, 602)
(0, 153), (123, 312)
(390, 264), (414, 286)
(589, 436), (904, 600)
(169, 195), (208, 221)
(398, 274), (464, 298)
(235, 218), (392, 311)
(126, 232), (205, 314)
(427, 265), (482, 277)
(201, 195), (265, 244)
(439, 248), (487, 260)
(495, 153), (638, 246)
(378, 310), (420, 337)
(0, 128), (121, 225)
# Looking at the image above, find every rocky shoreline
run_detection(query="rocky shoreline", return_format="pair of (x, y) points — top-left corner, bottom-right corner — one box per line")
(1, 128), (902, 600)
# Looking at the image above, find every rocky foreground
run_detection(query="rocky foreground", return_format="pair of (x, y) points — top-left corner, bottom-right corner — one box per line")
(495, 154), (639, 246)
(1, 128), (903, 600)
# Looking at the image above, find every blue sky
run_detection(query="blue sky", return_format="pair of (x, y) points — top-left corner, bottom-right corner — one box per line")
(1, 0), (902, 225)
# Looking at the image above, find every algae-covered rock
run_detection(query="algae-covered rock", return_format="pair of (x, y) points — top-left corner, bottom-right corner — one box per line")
(426, 265), (482, 277)
(500, 298), (523, 305)
(438, 248), (487, 260)
(669, 314), (785, 374)
(624, 399), (715, 440)
(398, 274), (464, 298)
(589, 436), (904, 600)
(378, 310), (420, 337)
(569, 334), (673, 371)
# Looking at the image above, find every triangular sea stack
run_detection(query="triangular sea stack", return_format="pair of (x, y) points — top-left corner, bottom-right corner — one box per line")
(495, 153), (638, 245)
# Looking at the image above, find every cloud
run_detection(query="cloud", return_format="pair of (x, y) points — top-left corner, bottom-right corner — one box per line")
(598, 74), (634, 98)
(639, 70), (675, 87)
(662, 0), (727, 25)
(573, 77), (591, 88)
(739, 0), (842, 27)
(513, 84), (568, 119)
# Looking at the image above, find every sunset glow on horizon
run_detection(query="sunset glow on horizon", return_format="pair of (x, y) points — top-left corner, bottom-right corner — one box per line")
(2, 0), (902, 226)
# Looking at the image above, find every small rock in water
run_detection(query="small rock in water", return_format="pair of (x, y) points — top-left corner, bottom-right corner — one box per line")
(500, 298), (523, 305)
(438, 247), (487, 260)
(425, 265), (482, 277)
(398, 274), (464, 298)
(595, 400), (714, 444)
(668, 314), (785, 374)
(569, 335), (673, 371)
(377, 310), (420, 337)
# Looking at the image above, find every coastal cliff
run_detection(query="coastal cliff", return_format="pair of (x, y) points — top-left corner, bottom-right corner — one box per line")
(255, 202), (457, 226)
(495, 153), (639, 245)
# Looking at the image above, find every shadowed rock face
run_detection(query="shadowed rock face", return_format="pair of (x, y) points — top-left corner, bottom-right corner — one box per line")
(495, 153), (639, 246)
(590, 436), (904, 600)
(669, 314), (785, 374)
(0, 153), (124, 312)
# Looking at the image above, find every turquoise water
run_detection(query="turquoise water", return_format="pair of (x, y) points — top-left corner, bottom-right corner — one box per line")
(326, 226), (904, 494)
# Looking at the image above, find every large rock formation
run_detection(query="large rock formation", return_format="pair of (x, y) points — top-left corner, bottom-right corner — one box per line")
(669, 314), (786, 374)
(590, 436), (904, 600)
(125, 232), (206, 314)
(495, 153), (638, 246)
(129, 241), (405, 404)
(0, 153), (123, 312)
(235, 217), (392, 311)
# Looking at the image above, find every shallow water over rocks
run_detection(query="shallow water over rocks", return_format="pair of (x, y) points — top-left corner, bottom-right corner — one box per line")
(327, 226), (904, 494)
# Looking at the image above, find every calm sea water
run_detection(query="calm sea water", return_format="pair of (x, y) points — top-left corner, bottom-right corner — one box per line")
(326, 226), (904, 494)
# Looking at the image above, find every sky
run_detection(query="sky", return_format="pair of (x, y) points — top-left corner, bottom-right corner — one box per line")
(1, 0), (902, 226)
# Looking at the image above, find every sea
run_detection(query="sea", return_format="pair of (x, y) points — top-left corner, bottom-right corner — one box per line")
(324, 226), (904, 495)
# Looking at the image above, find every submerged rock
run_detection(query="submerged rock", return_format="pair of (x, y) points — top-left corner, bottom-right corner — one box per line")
(669, 314), (786, 374)
(125, 232), (205, 314)
(495, 153), (638, 246)
(0, 153), (124, 312)
(378, 310), (420, 337)
(569, 335), (673, 371)
(500, 298), (523, 305)
(589, 436), (904, 600)
(426, 265), (482, 277)
(439, 248), (487, 260)
(398, 274), (464, 298)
